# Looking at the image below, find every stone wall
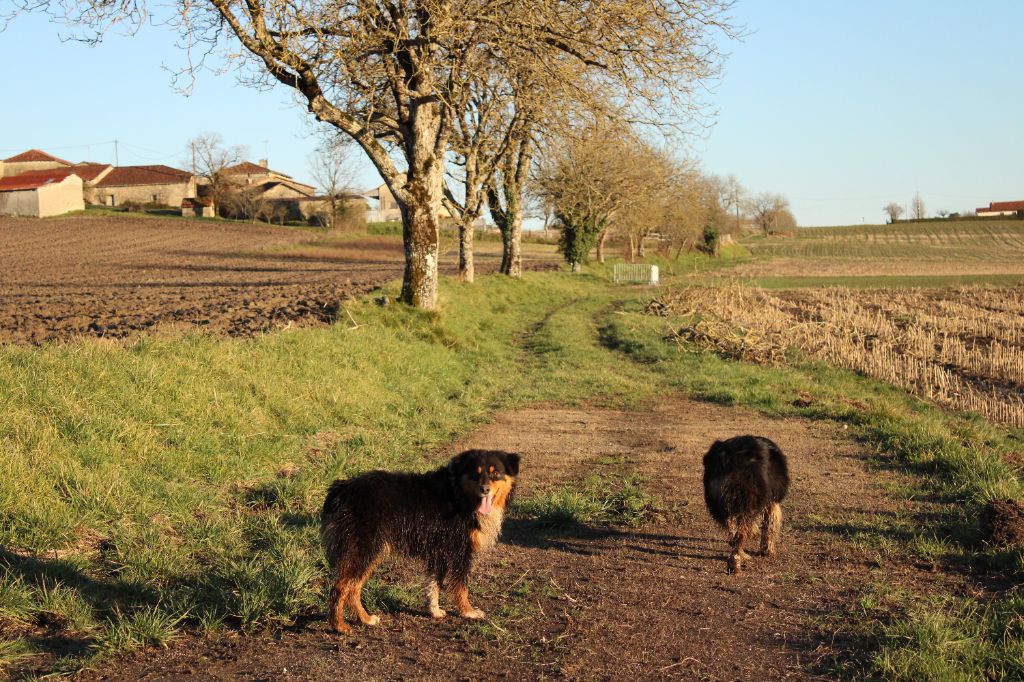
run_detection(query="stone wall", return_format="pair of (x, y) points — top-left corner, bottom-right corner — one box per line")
(93, 178), (196, 207)
(0, 189), (39, 216)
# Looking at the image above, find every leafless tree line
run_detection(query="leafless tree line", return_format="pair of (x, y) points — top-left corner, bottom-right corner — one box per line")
(532, 122), (796, 270)
(11, 0), (738, 308)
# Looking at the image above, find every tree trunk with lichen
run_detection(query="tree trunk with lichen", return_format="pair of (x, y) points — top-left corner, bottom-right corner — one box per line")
(596, 229), (610, 264)
(389, 101), (445, 309)
(399, 196), (440, 308)
(491, 190), (523, 278)
(395, 113), (444, 308)
(458, 223), (475, 283)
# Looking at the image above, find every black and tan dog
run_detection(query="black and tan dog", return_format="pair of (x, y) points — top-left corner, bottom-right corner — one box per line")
(703, 435), (789, 573)
(320, 449), (519, 634)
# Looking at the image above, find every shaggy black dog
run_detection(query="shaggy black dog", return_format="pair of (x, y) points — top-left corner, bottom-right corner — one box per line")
(320, 449), (520, 634)
(703, 435), (789, 573)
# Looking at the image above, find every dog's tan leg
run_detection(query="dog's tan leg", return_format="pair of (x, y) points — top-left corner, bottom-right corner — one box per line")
(760, 502), (783, 557)
(329, 576), (353, 634)
(348, 565), (381, 627)
(426, 579), (446, 619)
(451, 582), (485, 619)
(728, 522), (750, 574)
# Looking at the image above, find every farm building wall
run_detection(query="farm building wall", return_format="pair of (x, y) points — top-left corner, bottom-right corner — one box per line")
(36, 176), (84, 217)
(0, 189), (40, 216)
(3, 160), (69, 176)
(261, 183), (313, 199)
(93, 178), (196, 207)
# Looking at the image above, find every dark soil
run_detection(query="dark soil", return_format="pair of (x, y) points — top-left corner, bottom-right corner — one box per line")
(980, 499), (1024, 548)
(0, 215), (557, 345)
(76, 399), (956, 681)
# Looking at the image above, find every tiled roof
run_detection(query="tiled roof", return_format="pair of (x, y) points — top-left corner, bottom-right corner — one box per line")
(988, 200), (1024, 212)
(70, 163), (113, 183)
(3, 149), (73, 165)
(0, 169), (80, 191)
(256, 179), (316, 197)
(95, 165), (192, 187)
(223, 161), (291, 178)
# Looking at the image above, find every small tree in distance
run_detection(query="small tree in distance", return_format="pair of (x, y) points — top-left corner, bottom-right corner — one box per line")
(747, 192), (793, 235)
(883, 202), (904, 224)
(308, 134), (357, 229)
(912, 193), (927, 220)
(186, 133), (247, 215)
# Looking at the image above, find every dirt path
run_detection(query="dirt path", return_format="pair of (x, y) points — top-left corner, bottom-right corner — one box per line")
(79, 399), (950, 681)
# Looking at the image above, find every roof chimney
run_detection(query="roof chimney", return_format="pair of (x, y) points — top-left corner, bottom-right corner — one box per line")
(258, 159), (268, 168)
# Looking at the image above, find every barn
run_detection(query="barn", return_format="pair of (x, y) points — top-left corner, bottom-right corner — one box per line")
(0, 169), (84, 218)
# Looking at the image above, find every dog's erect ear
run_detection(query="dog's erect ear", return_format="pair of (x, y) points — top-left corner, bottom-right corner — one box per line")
(449, 449), (486, 475)
(500, 452), (520, 476)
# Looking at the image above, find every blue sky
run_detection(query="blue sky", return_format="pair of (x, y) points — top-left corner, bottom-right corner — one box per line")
(1, 1), (1021, 226)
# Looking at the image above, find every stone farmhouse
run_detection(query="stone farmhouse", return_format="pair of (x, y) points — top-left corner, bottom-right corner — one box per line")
(976, 200), (1024, 217)
(213, 160), (367, 225)
(220, 159), (317, 198)
(82, 164), (197, 207)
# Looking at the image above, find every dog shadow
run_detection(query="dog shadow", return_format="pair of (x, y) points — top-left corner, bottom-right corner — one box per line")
(502, 518), (723, 562)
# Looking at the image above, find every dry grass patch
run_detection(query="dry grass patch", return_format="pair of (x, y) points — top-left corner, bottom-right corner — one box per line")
(657, 285), (1024, 427)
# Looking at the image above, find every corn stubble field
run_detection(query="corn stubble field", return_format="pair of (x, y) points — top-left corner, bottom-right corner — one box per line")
(662, 284), (1024, 427)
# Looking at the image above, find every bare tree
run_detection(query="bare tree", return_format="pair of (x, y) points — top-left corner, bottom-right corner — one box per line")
(308, 134), (356, 229)
(537, 122), (665, 271)
(883, 202), (904, 224)
(221, 184), (270, 223)
(187, 133), (247, 214)
(442, 64), (517, 283)
(20, 0), (734, 308)
(747, 192), (792, 235)
(721, 174), (745, 234)
(912, 193), (927, 220)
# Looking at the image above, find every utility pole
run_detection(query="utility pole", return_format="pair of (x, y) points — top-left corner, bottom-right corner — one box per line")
(191, 142), (196, 176)
(114, 139), (119, 167)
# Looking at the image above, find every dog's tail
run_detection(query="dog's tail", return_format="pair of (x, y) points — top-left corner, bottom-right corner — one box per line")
(320, 479), (351, 571)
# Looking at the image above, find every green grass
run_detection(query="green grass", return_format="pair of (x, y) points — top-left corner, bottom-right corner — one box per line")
(516, 474), (656, 529)
(1, 263), (1023, 677)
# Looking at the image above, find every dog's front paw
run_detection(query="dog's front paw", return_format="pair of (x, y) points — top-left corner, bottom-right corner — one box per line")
(429, 606), (448, 619)
(362, 614), (381, 626)
(460, 608), (486, 620)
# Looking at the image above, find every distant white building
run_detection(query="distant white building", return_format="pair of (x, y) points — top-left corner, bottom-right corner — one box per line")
(976, 200), (1024, 217)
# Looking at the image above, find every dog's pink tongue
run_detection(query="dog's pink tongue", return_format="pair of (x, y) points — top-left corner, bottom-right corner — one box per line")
(478, 494), (493, 515)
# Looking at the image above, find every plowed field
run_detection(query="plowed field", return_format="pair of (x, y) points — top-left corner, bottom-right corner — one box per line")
(0, 215), (554, 344)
